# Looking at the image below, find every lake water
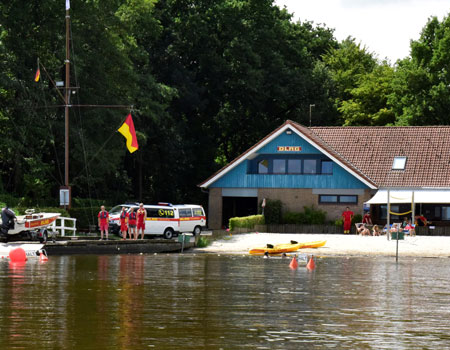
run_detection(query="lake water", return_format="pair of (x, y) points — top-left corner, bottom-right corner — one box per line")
(0, 253), (449, 349)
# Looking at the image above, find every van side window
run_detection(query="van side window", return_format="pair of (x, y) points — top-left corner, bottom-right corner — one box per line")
(193, 208), (204, 217)
(179, 209), (192, 218)
(147, 209), (159, 218)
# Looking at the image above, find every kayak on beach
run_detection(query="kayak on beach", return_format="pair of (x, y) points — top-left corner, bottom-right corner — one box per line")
(249, 240), (326, 255)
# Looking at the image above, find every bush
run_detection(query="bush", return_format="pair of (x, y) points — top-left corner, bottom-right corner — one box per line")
(335, 218), (343, 227)
(283, 212), (306, 224)
(263, 199), (283, 224)
(352, 214), (362, 224)
(229, 214), (265, 231)
(282, 206), (326, 225)
(196, 236), (209, 248)
(303, 205), (327, 224)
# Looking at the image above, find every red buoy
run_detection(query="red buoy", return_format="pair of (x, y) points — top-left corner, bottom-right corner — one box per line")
(289, 256), (298, 269)
(306, 255), (316, 270)
(9, 248), (27, 263)
(39, 252), (48, 262)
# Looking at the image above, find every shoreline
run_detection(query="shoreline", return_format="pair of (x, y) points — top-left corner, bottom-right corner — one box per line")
(195, 232), (450, 258)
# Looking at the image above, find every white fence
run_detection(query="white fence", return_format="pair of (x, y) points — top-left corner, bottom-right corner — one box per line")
(51, 217), (77, 237)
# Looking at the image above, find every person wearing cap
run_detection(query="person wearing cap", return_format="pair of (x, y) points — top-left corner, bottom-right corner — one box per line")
(136, 203), (147, 240)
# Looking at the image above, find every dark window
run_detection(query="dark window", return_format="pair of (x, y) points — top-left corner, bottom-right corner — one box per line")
(303, 159), (317, 174)
(288, 159), (301, 173)
(148, 208), (174, 218)
(273, 159), (286, 174)
(321, 161), (333, 174)
(258, 160), (269, 174)
(319, 195), (358, 204)
(179, 209), (192, 218)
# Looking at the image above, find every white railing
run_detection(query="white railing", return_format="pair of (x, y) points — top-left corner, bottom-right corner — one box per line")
(51, 217), (77, 237)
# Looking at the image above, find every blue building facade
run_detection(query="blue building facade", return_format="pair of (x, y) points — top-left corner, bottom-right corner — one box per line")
(200, 122), (375, 229)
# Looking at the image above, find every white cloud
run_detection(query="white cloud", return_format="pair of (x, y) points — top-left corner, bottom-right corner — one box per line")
(275, 0), (450, 62)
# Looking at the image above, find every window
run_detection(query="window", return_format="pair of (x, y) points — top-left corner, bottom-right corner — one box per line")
(303, 159), (317, 174)
(193, 208), (204, 217)
(319, 195), (358, 204)
(380, 205), (399, 220)
(392, 156), (407, 170)
(273, 159), (286, 174)
(319, 195), (338, 203)
(288, 159), (302, 173)
(179, 209), (192, 218)
(258, 159), (269, 174)
(339, 196), (358, 204)
(321, 161), (333, 174)
(442, 207), (450, 220)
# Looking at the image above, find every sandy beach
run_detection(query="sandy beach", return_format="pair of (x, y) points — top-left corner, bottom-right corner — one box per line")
(196, 232), (450, 257)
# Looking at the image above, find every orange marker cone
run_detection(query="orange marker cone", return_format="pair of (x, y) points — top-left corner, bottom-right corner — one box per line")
(39, 252), (48, 262)
(289, 256), (298, 269)
(306, 255), (315, 270)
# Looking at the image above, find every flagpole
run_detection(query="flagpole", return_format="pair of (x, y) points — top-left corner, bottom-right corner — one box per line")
(64, 0), (71, 207)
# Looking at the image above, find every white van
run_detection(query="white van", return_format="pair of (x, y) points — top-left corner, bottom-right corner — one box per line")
(109, 203), (206, 239)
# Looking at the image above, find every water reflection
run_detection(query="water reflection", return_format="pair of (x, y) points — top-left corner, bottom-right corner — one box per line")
(0, 254), (449, 349)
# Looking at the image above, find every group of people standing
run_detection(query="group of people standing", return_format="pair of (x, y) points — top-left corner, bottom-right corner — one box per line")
(97, 204), (147, 240)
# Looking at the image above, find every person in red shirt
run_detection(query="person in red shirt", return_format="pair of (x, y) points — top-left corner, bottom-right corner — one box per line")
(136, 203), (147, 240)
(128, 207), (137, 240)
(119, 206), (129, 240)
(362, 211), (372, 225)
(98, 205), (109, 240)
(342, 207), (354, 234)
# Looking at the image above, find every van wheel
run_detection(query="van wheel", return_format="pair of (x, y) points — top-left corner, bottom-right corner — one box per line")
(163, 228), (174, 239)
(193, 226), (201, 236)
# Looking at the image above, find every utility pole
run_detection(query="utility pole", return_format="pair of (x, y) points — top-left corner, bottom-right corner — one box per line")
(309, 104), (315, 127)
(62, 2), (71, 208)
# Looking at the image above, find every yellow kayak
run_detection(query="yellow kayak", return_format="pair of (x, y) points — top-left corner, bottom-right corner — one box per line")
(249, 240), (326, 255)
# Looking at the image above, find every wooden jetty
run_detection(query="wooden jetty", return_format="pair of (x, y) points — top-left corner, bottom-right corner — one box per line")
(44, 238), (194, 255)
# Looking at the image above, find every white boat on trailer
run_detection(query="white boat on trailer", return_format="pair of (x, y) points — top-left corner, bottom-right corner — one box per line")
(1, 208), (60, 243)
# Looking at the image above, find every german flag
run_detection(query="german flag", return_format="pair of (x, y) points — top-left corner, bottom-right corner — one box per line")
(118, 114), (139, 153)
(34, 68), (40, 82)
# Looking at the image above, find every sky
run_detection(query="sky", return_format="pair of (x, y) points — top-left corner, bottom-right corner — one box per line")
(275, 0), (450, 62)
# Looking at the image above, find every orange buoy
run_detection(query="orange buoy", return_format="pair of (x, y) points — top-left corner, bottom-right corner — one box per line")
(306, 255), (316, 270)
(9, 248), (27, 263)
(289, 256), (298, 269)
(39, 252), (48, 262)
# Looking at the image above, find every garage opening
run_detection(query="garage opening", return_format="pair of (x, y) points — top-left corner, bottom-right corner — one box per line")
(222, 197), (258, 228)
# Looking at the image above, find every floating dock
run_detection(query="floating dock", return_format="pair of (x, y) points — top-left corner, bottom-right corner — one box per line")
(43, 238), (194, 255)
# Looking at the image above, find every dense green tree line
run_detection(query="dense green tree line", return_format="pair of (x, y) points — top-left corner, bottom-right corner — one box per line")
(1, 0), (450, 207)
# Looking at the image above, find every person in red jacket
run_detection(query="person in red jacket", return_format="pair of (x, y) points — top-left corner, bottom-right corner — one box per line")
(342, 207), (354, 234)
(119, 206), (129, 240)
(98, 205), (109, 240)
(136, 203), (147, 240)
(128, 207), (137, 240)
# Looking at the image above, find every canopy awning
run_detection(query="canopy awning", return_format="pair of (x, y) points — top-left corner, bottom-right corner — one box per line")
(365, 190), (450, 204)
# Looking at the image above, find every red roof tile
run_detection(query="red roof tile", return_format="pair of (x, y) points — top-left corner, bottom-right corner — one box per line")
(310, 124), (450, 187)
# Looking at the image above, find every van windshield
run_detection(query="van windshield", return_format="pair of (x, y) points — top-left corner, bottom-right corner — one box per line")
(110, 205), (126, 215)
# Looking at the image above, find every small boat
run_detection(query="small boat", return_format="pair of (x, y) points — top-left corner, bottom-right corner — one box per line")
(249, 240), (326, 255)
(2, 209), (60, 242)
